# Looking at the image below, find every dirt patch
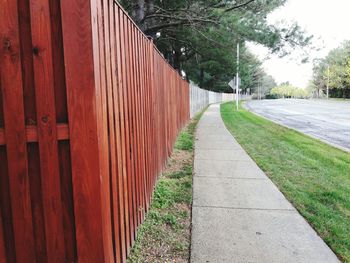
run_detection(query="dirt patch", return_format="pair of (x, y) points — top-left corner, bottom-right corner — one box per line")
(165, 150), (193, 174)
(127, 109), (205, 263)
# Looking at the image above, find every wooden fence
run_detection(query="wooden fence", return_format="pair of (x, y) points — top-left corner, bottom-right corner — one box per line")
(0, 0), (189, 262)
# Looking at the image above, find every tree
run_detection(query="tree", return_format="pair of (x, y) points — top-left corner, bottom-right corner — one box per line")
(270, 84), (308, 99)
(253, 74), (277, 98)
(312, 41), (350, 98)
(119, 0), (311, 92)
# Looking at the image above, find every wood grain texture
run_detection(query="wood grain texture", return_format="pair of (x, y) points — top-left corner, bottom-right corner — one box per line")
(26, 0), (67, 260)
(114, 7), (128, 261)
(0, 0), (36, 261)
(0, 206), (6, 263)
(124, 14), (134, 249)
(91, 0), (115, 262)
(0, 146), (16, 263)
(127, 20), (137, 245)
(60, 0), (106, 261)
(27, 143), (47, 262)
(119, 9), (131, 252)
(0, 124), (69, 145)
(58, 141), (77, 262)
(109, 2), (123, 261)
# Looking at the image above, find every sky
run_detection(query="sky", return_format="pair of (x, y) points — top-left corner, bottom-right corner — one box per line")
(248, 0), (350, 88)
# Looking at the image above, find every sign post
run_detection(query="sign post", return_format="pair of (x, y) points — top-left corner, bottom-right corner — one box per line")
(236, 43), (240, 111)
(228, 79), (240, 111)
(228, 43), (240, 111)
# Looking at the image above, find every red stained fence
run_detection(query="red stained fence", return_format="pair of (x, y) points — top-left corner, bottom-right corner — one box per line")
(0, 0), (190, 262)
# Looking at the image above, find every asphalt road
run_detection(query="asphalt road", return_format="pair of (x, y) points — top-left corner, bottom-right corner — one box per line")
(245, 99), (350, 151)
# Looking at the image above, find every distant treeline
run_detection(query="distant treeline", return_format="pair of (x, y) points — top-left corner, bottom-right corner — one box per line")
(310, 41), (350, 98)
(269, 83), (309, 99)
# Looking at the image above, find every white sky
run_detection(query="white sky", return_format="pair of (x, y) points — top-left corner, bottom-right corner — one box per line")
(248, 0), (350, 88)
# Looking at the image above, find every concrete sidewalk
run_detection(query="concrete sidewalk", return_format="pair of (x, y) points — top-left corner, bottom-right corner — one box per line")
(190, 104), (339, 263)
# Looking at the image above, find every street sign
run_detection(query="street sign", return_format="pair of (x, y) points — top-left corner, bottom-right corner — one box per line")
(228, 79), (235, 90)
(228, 77), (241, 90)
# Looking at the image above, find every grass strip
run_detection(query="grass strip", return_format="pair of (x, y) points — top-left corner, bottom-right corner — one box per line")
(127, 109), (206, 262)
(221, 102), (350, 262)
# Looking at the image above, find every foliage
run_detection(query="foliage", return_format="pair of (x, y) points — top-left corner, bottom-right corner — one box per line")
(127, 108), (205, 262)
(221, 102), (350, 262)
(252, 73), (277, 99)
(119, 0), (311, 92)
(270, 83), (309, 98)
(311, 41), (350, 98)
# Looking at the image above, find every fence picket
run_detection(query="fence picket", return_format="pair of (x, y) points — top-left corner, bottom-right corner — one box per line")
(60, 0), (108, 261)
(0, 0), (36, 261)
(29, 0), (66, 260)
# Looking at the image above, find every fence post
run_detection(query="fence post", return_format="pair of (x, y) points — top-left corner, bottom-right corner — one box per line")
(60, 0), (113, 261)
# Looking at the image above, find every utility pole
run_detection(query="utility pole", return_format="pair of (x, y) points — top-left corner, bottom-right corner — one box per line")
(236, 42), (240, 111)
(327, 65), (330, 100)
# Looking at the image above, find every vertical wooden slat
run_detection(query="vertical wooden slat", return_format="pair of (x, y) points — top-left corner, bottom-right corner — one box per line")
(16, 2), (47, 259)
(139, 35), (147, 220)
(130, 25), (139, 230)
(114, 5), (128, 261)
(146, 39), (151, 207)
(0, 206), (5, 263)
(101, 0), (123, 261)
(0, 110), (7, 263)
(0, 1), (36, 262)
(58, 141), (77, 262)
(134, 29), (144, 224)
(119, 9), (131, 254)
(148, 40), (154, 208)
(128, 23), (139, 235)
(17, 0), (36, 126)
(125, 17), (136, 246)
(49, 0), (68, 123)
(29, 0), (66, 261)
(0, 81), (16, 263)
(27, 143), (47, 262)
(142, 38), (148, 210)
(109, 2), (124, 261)
(94, 0), (115, 261)
(60, 0), (111, 261)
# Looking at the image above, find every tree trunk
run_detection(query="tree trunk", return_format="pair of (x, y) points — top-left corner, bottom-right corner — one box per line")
(130, 0), (145, 25)
(173, 49), (182, 73)
(129, 0), (157, 33)
(199, 68), (204, 88)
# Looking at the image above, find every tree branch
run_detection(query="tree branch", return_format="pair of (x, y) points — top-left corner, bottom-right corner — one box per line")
(224, 0), (256, 12)
(144, 22), (192, 34)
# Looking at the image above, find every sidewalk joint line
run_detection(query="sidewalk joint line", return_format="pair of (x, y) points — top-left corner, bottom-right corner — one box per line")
(194, 176), (266, 180)
(195, 158), (251, 161)
(194, 159), (253, 163)
(193, 204), (296, 212)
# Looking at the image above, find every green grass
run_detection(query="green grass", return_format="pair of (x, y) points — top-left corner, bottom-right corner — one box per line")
(221, 102), (350, 262)
(329, 98), (350, 102)
(127, 109), (206, 262)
